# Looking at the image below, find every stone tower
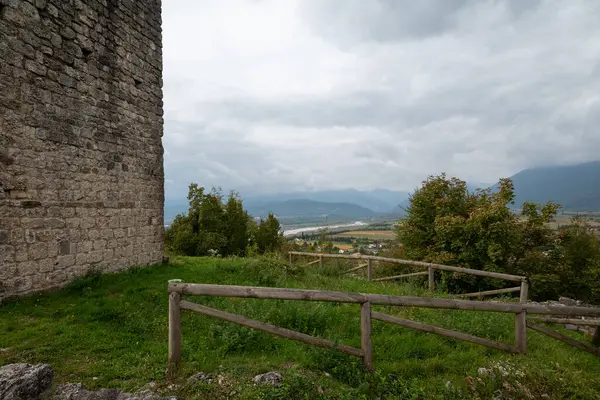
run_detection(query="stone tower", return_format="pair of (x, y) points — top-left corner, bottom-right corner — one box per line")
(0, 0), (164, 299)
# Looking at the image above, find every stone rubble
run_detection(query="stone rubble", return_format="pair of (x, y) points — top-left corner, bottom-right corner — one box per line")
(0, 363), (53, 400)
(528, 296), (600, 335)
(186, 372), (214, 385)
(44, 383), (178, 400)
(252, 371), (283, 388)
(0, 363), (177, 400)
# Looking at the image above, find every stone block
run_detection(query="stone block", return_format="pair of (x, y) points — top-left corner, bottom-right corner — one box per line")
(75, 252), (88, 265)
(78, 240), (93, 253)
(38, 258), (55, 273)
(57, 254), (75, 269)
(28, 242), (48, 260)
(88, 250), (102, 263)
(17, 261), (37, 276)
(0, 230), (8, 244)
(0, 245), (15, 263)
(14, 245), (28, 262)
(24, 59), (47, 76)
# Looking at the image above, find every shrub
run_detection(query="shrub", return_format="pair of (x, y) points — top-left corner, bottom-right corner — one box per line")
(165, 184), (284, 257)
(396, 173), (600, 303)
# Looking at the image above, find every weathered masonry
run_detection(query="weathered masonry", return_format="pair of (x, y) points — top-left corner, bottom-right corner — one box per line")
(0, 0), (164, 299)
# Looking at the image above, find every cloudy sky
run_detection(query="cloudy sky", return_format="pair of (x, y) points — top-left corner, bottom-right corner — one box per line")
(162, 0), (600, 200)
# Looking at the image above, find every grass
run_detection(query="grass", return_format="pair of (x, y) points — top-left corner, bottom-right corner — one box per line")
(334, 230), (395, 240)
(1, 256), (600, 399)
(331, 243), (353, 250)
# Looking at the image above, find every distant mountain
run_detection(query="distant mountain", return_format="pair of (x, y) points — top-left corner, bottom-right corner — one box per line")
(243, 189), (409, 213)
(164, 199), (188, 225)
(163, 188), (406, 224)
(508, 161), (600, 211)
(245, 199), (378, 219)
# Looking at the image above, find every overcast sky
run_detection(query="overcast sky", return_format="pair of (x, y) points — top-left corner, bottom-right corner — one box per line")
(162, 0), (600, 199)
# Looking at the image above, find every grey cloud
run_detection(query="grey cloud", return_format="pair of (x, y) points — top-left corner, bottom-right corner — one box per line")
(299, 0), (544, 45)
(191, 91), (399, 129)
(162, 0), (600, 199)
(164, 119), (311, 198)
(300, 0), (470, 43)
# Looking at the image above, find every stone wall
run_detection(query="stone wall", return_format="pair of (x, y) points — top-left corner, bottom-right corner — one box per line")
(0, 0), (164, 299)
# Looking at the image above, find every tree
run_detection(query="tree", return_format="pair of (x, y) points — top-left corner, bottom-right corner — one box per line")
(165, 184), (284, 257)
(255, 213), (284, 254)
(222, 191), (250, 256)
(396, 174), (561, 294)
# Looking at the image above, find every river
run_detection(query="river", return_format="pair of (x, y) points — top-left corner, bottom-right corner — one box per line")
(283, 221), (367, 237)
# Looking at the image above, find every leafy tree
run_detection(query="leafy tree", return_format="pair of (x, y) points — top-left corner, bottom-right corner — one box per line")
(222, 191), (250, 256)
(396, 174), (562, 295)
(549, 216), (600, 302)
(165, 184), (283, 257)
(255, 213), (284, 254)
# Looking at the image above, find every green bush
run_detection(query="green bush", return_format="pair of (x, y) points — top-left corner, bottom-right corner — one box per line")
(165, 184), (284, 258)
(396, 174), (600, 303)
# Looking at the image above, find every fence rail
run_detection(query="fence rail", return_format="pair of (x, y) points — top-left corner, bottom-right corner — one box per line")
(167, 281), (600, 375)
(288, 251), (529, 302)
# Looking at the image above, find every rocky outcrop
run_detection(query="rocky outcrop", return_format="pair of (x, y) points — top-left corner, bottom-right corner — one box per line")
(252, 371), (283, 388)
(0, 363), (54, 400)
(45, 383), (177, 400)
(0, 363), (177, 400)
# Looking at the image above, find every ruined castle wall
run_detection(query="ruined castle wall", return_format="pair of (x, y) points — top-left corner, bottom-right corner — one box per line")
(0, 0), (164, 298)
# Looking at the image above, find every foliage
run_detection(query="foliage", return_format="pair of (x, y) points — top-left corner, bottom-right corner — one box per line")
(165, 184), (284, 257)
(396, 174), (600, 302)
(528, 215), (600, 302)
(254, 213), (285, 255)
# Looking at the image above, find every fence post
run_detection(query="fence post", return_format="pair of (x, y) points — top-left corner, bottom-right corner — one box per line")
(428, 266), (435, 292)
(361, 301), (373, 371)
(289, 253), (293, 266)
(515, 311), (527, 354)
(168, 282), (182, 377)
(367, 259), (372, 281)
(593, 327), (600, 346)
(519, 279), (529, 304)
(319, 255), (323, 267)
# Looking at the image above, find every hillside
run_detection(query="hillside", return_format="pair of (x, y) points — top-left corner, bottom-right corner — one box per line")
(1, 256), (599, 399)
(164, 189), (410, 224)
(243, 189), (410, 213)
(246, 199), (378, 219)
(392, 162), (600, 213)
(509, 161), (600, 211)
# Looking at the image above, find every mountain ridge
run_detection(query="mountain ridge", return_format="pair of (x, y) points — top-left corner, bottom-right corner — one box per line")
(509, 161), (600, 210)
(245, 199), (378, 219)
(164, 161), (600, 224)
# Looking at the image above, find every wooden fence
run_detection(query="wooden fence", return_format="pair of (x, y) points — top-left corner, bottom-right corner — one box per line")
(288, 252), (529, 303)
(166, 281), (600, 376)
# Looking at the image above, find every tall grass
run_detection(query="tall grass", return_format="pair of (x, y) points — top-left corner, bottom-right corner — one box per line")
(1, 256), (599, 399)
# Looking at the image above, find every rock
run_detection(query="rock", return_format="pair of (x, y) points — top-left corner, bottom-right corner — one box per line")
(565, 324), (579, 331)
(0, 363), (54, 400)
(252, 372), (283, 388)
(46, 383), (178, 400)
(187, 372), (214, 385)
(559, 297), (577, 306)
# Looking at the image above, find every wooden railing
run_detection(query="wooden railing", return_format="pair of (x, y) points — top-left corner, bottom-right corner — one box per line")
(166, 281), (600, 375)
(288, 252), (529, 303)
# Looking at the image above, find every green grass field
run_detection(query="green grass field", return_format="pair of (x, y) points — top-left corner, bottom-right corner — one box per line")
(1, 256), (600, 399)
